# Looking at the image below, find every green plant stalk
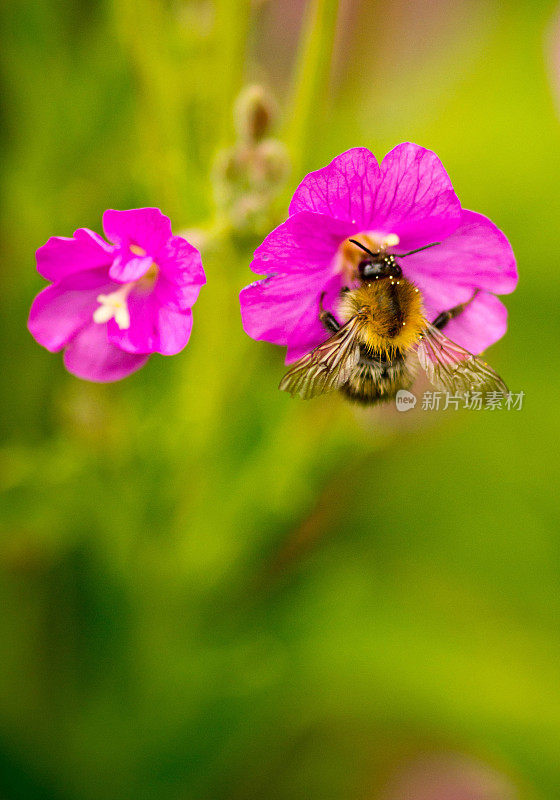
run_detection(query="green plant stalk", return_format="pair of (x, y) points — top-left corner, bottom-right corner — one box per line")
(214, 0), (252, 146)
(112, 0), (216, 221)
(284, 0), (340, 178)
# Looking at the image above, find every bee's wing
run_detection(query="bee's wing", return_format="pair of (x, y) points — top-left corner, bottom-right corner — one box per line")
(416, 322), (509, 395)
(279, 318), (362, 400)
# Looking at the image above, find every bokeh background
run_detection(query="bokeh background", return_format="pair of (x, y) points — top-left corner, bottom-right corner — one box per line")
(1, 0), (558, 797)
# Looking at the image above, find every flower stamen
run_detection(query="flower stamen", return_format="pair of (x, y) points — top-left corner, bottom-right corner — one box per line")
(93, 284), (134, 329)
(92, 262), (160, 330)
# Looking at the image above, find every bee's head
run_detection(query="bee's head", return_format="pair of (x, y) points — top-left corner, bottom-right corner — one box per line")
(358, 255), (402, 281)
(350, 238), (440, 282)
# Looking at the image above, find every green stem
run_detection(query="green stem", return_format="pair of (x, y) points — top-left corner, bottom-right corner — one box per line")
(214, 0), (252, 146)
(113, 0), (204, 220)
(284, 0), (340, 177)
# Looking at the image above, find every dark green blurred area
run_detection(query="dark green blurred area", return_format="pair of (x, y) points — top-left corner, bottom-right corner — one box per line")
(1, 0), (559, 798)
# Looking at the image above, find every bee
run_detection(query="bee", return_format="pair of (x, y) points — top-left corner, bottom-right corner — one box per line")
(279, 239), (508, 403)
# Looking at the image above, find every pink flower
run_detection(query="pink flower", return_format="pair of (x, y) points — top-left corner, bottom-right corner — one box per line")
(28, 208), (205, 382)
(240, 144), (517, 363)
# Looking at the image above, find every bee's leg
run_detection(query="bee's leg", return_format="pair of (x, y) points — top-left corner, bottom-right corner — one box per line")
(319, 291), (341, 334)
(432, 289), (480, 330)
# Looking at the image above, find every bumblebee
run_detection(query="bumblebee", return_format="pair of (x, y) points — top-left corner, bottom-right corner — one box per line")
(279, 239), (508, 403)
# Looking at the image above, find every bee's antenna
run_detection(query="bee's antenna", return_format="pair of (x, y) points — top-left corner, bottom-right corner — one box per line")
(349, 239), (378, 258)
(393, 242), (441, 258)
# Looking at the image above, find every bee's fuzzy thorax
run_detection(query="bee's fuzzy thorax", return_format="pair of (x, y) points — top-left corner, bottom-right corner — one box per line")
(338, 278), (426, 355)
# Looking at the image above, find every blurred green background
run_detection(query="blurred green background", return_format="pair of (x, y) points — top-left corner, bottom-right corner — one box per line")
(1, 0), (559, 797)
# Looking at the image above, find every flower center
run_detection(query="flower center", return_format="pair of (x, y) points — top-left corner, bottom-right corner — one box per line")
(136, 261), (159, 291)
(93, 284), (134, 330)
(335, 232), (400, 283)
(93, 262), (159, 330)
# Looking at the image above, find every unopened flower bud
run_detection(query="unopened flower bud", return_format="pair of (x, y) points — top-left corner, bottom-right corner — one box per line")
(234, 85), (277, 143)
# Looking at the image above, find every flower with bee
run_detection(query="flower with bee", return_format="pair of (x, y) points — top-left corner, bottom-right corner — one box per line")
(239, 144), (517, 403)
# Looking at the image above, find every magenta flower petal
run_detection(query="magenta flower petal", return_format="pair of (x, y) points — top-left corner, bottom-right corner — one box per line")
(415, 273), (475, 323)
(285, 273), (343, 363)
(241, 271), (331, 347)
(154, 307), (193, 355)
(418, 276), (508, 354)
(154, 274), (204, 314)
(28, 268), (114, 352)
(251, 212), (355, 277)
(36, 228), (114, 282)
(102, 208), (173, 255)
(402, 209), (517, 296)
(287, 144), (461, 248)
(107, 291), (194, 356)
(63, 322), (150, 382)
(372, 143), (462, 248)
(74, 228), (114, 251)
(288, 148), (382, 227)
(109, 251), (154, 283)
(439, 292), (508, 355)
(157, 235), (206, 310)
(107, 232), (204, 355)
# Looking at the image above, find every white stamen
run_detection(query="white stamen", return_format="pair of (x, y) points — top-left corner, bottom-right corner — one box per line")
(383, 233), (400, 248)
(93, 284), (133, 329)
(92, 304), (115, 324)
